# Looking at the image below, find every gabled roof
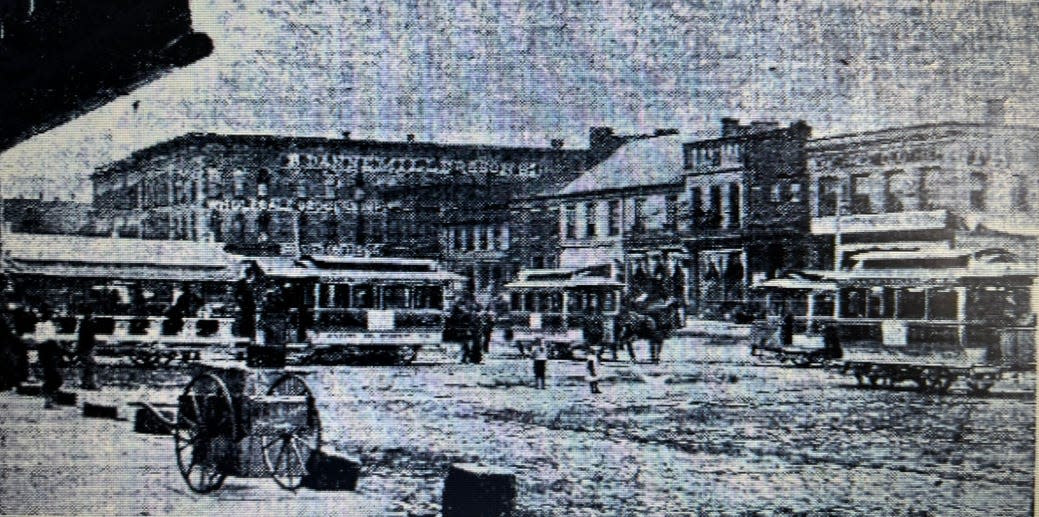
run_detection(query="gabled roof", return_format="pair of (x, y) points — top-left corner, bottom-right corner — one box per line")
(554, 135), (684, 196)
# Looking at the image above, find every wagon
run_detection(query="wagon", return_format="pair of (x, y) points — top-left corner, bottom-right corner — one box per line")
(840, 360), (1004, 394)
(172, 363), (321, 493)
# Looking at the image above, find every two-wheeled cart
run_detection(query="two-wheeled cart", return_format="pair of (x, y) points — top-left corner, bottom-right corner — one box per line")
(172, 362), (321, 493)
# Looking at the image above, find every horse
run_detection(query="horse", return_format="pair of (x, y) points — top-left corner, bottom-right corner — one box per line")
(616, 298), (680, 363)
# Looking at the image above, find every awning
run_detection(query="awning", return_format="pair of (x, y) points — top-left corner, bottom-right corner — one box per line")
(755, 278), (837, 291)
(316, 270), (465, 283)
(505, 278), (624, 290)
(5, 260), (239, 282)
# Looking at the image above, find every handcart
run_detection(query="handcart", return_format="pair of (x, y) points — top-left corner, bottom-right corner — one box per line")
(172, 362), (321, 493)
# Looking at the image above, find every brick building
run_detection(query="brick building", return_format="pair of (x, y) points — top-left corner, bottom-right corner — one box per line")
(91, 132), (599, 259)
(682, 119), (813, 318)
(437, 128), (663, 302)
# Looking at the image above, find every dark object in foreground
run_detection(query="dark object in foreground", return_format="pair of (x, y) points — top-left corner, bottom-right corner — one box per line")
(442, 463), (516, 517)
(0, 0), (213, 150)
(302, 451), (362, 491)
(82, 402), (118, 419)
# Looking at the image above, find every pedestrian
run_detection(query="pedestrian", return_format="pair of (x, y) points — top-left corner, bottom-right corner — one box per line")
(445, 302), (470, 363)
(585, 352), (602, 394)
(781, 310), (795, 347)
(823, 322), (842, 360)
(468, 303), (484, 364)
(481, 308), (496, 354)
(532, 339), (548, 389)
(77, 306), (99, 390)
(10, 303), (37, 388)
(234, 267), (257, 342)
(38, 339), (63, 409)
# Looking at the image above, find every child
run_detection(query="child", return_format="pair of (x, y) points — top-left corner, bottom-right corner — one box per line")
(532, 339), (548, 389)
(586, 352), (601, 394)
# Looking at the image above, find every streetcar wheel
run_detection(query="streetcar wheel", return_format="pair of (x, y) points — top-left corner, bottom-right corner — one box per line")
(174, 373), (235, 494)
(262, 374), (321, 491)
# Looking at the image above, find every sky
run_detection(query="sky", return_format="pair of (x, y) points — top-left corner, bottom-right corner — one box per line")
(2, 0), (1037, 201)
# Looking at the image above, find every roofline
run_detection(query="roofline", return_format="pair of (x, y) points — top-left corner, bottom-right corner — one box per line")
(530, 180), (684, 201)
(807, 121), (1039, 149)
(683, 122), (811, 148)
(92, 131), (593, 177)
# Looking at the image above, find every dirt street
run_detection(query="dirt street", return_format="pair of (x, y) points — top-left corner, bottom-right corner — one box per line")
(0, 337), (1033, 516)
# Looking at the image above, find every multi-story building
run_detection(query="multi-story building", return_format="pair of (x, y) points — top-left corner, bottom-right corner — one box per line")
(533, 132), (688, 302)
(795, 121), (1039, 349)
(682, 119), (813, 318)
(92, 132), (600, 259)
(437, 128), (669, 303)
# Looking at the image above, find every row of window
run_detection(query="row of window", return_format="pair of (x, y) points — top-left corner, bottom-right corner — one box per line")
(816, 171), (1030, 216)
(689, 183), (740, 229)
(446, 225), (510, 252)
(562, 196), (680, 239)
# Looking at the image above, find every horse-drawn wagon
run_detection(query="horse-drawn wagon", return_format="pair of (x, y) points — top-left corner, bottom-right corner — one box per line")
(172, 362), (321, 493)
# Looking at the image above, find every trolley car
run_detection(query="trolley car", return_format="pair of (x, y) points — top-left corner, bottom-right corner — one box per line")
(4, 233), (247, 364)
(503, 267), (624, 359)
(255, 255), (465, 365)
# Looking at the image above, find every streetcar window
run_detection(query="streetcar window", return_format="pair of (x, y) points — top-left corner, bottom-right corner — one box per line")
(353, 285), (373, 309)
(414, 286), (442, 309)
(511, 292), (521, 311)
(524, 292), (535, 312)
(319, 285), (332, 307)
(383, 285), (408, 309)
(568, 293), (581, 312)
(332, 284), (350, 308)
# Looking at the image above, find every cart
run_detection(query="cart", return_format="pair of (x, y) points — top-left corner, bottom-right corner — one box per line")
(172, 363), (321, 493)
(840, 360), (1004, 394)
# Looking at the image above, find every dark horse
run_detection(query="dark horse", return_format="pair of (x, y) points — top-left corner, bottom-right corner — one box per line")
(616, 299), (679, 363)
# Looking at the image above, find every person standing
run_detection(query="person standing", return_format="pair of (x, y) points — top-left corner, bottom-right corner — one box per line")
(781, 310), (795, 347)
(77, 307), (99, 390)
(38, 339), (63, 408)
(532, 339), (548, 389)
(467, 303), (484, 364)
(583, 307), (605, 358)
(585, 352), (602, 394)
(480, 308), (496, 354)
(234, 268), (257, 342)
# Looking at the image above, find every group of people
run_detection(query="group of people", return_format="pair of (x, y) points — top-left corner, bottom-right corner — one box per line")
(0, 292), (100, 409)
(443, 299), (496, 364)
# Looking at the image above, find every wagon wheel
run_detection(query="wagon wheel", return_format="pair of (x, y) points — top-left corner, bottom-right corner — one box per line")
(262, 374), (321, 491)
(174, 373), (236, 494)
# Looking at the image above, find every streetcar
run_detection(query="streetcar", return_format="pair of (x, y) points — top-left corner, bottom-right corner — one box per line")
(254, 255), (465, 365)
(3, 233), (246, 365)
(503, 266), (624, 359)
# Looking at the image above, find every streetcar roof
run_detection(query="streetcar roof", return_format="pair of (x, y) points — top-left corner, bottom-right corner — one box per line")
(313, 269), (465, 283)
(505, 277), (624, 289)
(3, 232), (239, 281)
(3, 232), (236, 268)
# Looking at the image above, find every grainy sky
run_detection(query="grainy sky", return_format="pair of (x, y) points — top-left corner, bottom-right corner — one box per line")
(2, 0), (1037, 200)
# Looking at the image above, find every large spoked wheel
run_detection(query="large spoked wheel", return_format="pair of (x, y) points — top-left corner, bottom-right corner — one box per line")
(174, 373), (236, 494)
(262, 374), (321, 491)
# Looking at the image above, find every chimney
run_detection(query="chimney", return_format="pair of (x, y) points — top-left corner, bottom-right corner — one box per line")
(720, 118), (741, 137)
(589, 127), (615, 151)
(984, 99), (1006, 125)
(550, 138), (564, 149)
(750, 121), (780, 133)
(341, 131), (351, 140)
(406, 134), (416, 143)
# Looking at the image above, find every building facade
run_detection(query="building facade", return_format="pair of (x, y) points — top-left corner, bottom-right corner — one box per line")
(537, 133), (689, 302)
(682, 119), (813, 318)
(797, 122), (1039, 348)
(92, 132), (596, 260)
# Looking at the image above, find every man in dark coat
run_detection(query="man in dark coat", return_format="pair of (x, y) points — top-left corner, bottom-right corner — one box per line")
(78, 307), (99, 390)
(234, 272), (257, 341)
(781, 311), (795, 347)
(467, 303), (484, 364)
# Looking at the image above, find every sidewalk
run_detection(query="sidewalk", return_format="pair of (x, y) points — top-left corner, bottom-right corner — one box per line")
(0, 389), (378, 516)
